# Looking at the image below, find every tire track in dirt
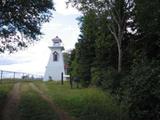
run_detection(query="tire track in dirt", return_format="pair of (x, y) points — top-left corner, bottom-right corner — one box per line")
(29, 83), (74, 120)
(2, 83), (21, 120)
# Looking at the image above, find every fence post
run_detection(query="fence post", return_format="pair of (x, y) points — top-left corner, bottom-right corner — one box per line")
(13, 72), (16, 79)
(1, 70), (3, 81)
(70, 73), (73, 89)
(61, 72), (63, 85)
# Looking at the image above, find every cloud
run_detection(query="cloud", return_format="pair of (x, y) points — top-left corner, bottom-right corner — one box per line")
(54, 0), (81, 16)
(42, 22), (63, 32)
(0, 62), (45, 75)
(0, 40), (50, 75)
(0, 59), (30, 65)
(0, 54), (31, 65)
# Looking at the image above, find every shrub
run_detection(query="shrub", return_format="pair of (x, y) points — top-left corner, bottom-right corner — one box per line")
(92, 67), (124, 93)
(128, 61), (160, 120)
(91, 67), (105, 86)
(92, 67), (129, 120)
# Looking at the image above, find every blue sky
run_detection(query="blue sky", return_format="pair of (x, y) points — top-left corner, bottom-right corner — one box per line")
(0, 0), (81, 75)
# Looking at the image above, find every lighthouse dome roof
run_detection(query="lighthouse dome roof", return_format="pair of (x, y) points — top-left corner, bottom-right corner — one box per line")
(52, 36), (62, 43)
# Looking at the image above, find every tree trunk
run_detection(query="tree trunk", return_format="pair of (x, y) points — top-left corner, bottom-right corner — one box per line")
(117, 42), (122, 73)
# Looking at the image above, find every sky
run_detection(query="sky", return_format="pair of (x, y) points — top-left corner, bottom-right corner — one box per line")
(0, 0), (81, 75)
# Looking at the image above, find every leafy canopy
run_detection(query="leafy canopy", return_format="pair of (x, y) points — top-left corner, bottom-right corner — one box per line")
(0, 0), (54, 53)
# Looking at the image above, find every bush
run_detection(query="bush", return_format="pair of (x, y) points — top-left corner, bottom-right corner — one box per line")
(91, 67), (129, 120)
(128, 61), (160, 120)
(92, 67), (124, 93)
(91, 67), (105, 86)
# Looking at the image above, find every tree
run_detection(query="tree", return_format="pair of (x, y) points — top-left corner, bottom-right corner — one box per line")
(134, 0), (160, 61)
(126, 1), (160, 119)
(67, 0), (134, 72)
(104, 0), (134, 72)
(0, 0), (54, 53)
(69, 10), (97, 87)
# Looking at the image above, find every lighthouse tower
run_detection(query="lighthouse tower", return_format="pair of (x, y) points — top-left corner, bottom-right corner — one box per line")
(44, 36), (65, 81)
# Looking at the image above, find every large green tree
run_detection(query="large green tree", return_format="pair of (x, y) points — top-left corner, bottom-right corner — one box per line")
(67, 0), (134, 72)
(70, 10), (97, 87)
(134, 0), (160, 61)
(126, 1), (160, 120)
(0, 0), (54, 53)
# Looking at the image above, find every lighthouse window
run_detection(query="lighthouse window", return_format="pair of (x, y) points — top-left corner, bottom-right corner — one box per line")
(53, 52), (58, 61)
(54, 54), (58, 61)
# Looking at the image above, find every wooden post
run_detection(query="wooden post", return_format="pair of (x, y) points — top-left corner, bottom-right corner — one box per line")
(1, 70), (3, 81)
(77, 81), (79, 88)
(61, 72), (63, 85)
(70, 73), (73, 89)
(23, 73), (25, 80)
(76, 77), (80, 88)
(13, 72), (16, 79)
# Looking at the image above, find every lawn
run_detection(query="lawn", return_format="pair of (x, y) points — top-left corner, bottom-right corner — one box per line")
(35, 81), (120, 120)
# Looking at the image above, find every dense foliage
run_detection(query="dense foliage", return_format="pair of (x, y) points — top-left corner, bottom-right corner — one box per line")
(127, 62), (160, 120)
(68, 0), (160, 120)
(0, 0), (54, 53)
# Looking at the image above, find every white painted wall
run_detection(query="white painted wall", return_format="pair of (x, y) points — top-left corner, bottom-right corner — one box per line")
(44, 46), (65, 81)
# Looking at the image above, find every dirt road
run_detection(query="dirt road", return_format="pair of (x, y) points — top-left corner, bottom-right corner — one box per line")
(29, 83), (74, 120)
(1, 82), (74, 120)
(2, 83), (21, 120)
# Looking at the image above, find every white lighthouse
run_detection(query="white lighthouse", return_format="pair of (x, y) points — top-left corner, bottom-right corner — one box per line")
(44, 36), (65, 81)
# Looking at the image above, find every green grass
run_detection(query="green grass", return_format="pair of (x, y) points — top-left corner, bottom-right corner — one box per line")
(0, 81), (127, 120)
(0, 82), (14, 119)
(36, 81), (120, 120)
(0, 83), (13, 104)
(18, 83), (59, 120)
